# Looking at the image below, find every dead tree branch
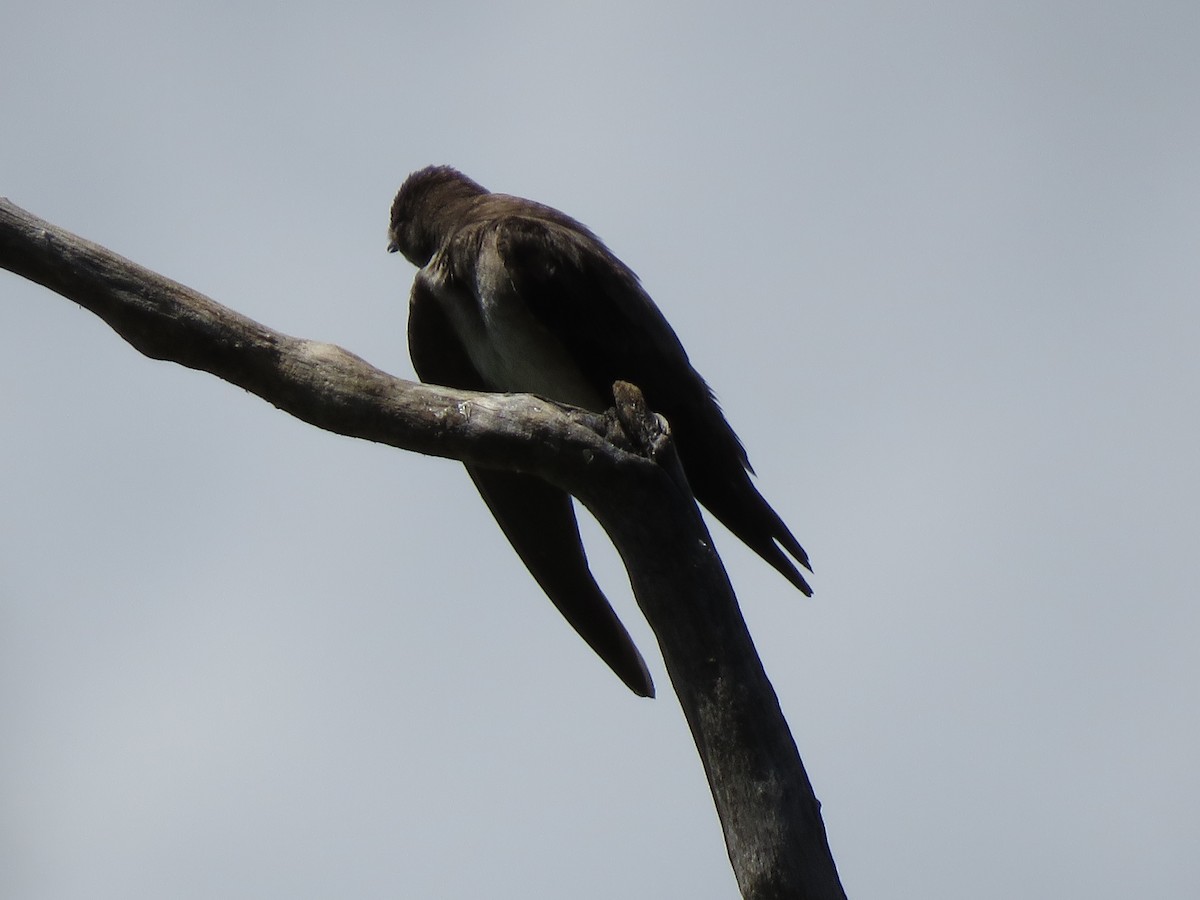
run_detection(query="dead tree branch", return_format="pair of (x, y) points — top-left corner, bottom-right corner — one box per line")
(0, 198), (845, 899)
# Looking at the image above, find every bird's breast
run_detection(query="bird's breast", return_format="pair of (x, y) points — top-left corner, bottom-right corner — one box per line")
(430, 261), (606, 412)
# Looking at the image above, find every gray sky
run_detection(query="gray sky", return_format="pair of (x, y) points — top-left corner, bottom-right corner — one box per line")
(3, 2), (1198, 897)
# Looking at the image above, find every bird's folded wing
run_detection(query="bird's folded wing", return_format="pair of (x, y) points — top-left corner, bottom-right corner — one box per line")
(486, 215), (813, 594)
(465, 467), (654, 697)
(407, 276), (654, 696)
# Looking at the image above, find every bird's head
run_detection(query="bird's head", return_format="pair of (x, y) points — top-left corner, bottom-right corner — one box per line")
(387, 165), (487, 266)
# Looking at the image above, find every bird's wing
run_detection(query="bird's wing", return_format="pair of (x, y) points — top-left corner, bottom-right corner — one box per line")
(407, 275), (654, 697)
(485, 214), (813, 594)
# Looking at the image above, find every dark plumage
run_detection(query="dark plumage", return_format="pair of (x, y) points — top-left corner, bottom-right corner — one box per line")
(389, 165), (811, 697)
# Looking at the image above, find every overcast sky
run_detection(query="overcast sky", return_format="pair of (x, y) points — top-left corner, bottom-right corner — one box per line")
(3, 2), (1198, 898)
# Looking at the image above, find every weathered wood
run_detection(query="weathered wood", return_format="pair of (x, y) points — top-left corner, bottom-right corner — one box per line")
(0, 198), (845, 899)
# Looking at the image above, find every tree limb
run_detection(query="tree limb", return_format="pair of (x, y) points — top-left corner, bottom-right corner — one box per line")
(0, 198), (845, 899)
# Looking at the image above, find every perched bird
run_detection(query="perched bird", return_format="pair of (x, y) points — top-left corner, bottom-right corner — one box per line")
(388, 166), (811, 698)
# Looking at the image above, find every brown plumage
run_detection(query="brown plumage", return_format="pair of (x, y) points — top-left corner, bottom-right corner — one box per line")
(389, 165), (811, 697)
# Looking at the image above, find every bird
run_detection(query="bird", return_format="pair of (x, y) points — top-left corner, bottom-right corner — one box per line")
(388, 165), (811, 698)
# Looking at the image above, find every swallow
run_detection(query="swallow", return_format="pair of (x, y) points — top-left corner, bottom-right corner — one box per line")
(388, 166), (811, 697)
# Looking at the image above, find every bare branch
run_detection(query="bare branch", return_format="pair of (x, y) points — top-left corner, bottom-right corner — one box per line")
(0, 198), (845, 899)
(0, 198), (648, 487)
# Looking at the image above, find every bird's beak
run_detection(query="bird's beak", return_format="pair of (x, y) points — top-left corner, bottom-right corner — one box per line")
(386, 241), (399, 254)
